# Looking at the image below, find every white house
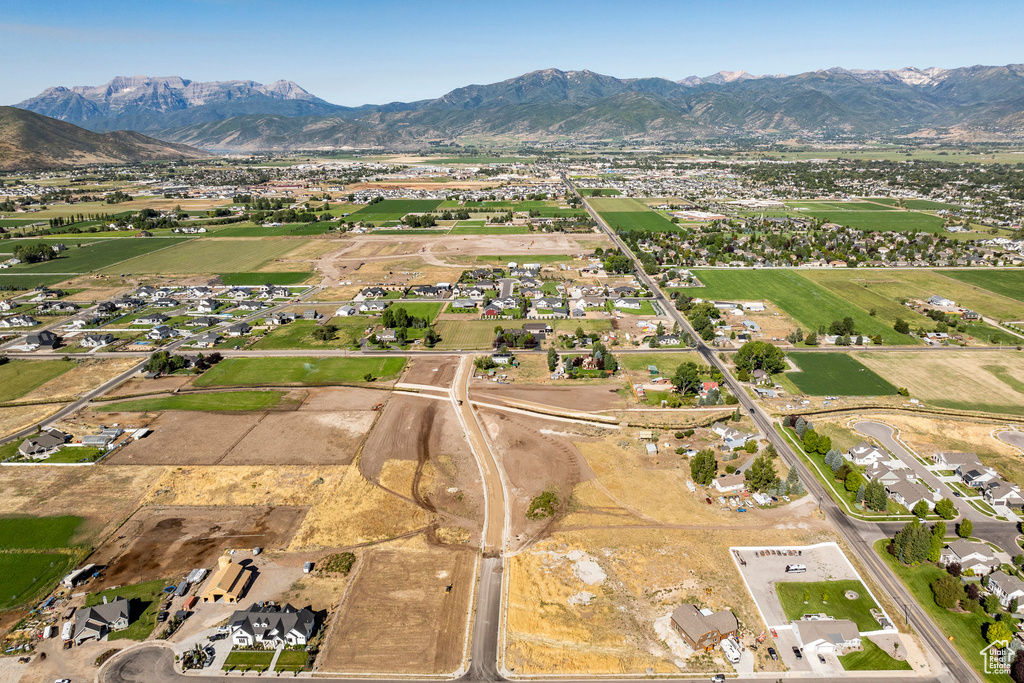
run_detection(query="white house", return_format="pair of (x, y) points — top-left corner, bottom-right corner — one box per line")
(988, 571), (1024, 610)
(793, 618), (861, 654)
(845, 440), (887, 466)
(940, 540), (999, 574)
(713, 473), (746, 494)
(335, 305), (357, 316)
(228, 603), (317, 648)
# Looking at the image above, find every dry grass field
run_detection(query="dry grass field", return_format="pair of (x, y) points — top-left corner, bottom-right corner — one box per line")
(17, 358), (139, 403)
(318, 539), (475, 675)
(0, 404), (66, 440)
(856, 351), (1024, 414)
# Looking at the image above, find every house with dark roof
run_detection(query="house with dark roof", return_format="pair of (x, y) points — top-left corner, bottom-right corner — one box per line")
(73, 596), (130, 644)
(669, 604), (738, 650)
(228, 603), (317, 648)
(18, 428), (70, 458)
(25, 330), (59, 350)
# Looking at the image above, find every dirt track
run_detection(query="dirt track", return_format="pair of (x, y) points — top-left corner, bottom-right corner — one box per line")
(472, 382), (627, 412)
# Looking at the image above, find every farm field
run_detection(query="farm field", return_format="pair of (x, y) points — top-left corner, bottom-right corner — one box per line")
(98, 390), (286, 413)
(586, 197), (649, 212)
(577, 188), (622, 196)
(786, 201), (895, 211)
(786, 353), (897, 396)
(252, 319), (368, 350)
(351, 199), (443, 219)
(802, 269), (1024, 324)
(194, 356), (407, 386)
(802, 210), (945, 233)
(7, 237), (184, 274)
(599, 211), (679, 233)
(99, 238), (304, 274)
(776, 580), (880, 631)
(686, 270), (916, 344)
(0, 552), (76, 611)
(0, 359), (76, 403)
(0, 515), (82, 549)
(432, 320), (498, 349)
(941, 269), (1024, 304)
(868, 197), (962, 210)
(0, 273), (70, 291)
(218, 271), (312, 285)
(388, 301), (444, 321)
(856, 351), (1024, 414)
(450, 224), (530, 234)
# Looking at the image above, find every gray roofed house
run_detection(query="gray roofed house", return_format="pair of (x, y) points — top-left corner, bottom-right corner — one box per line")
(983, 480), (1024, 508)
(845, 440), (887, 466)
(226, 322), (251, 337)
(73, 596), (130, 644)
(196, 333), (222, 349)
(25, 330), (58, 349)
(988, 571), (1024, 609)
(334, 305), (357, 316)
(932, 452), (982, 472)
(378, 328), (398, 343)
(81, 333), (115, 348)
(18, 428), (70, 458)
(885, 479), (932, 509)
(793, 618), (861, 654)
(134, 313), (168, 325)
(940, 540), (999, 574)
(228, 603), (317, 648)
(669, 604), (738, 650)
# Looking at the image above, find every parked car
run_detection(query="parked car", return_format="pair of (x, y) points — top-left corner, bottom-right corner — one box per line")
(711, 676), (725, 683)
(768, 647), (778, 661)
(818, 654), (826, 664)
(793, 646), (803, 660)
(705, 497), (712, 505)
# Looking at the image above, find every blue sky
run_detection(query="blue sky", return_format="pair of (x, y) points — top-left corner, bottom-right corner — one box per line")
(3, 0), (1023, 105)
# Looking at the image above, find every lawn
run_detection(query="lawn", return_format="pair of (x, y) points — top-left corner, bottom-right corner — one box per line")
(351, 199), (443, 216)
(450, 224), (530, 234)
(786, 353), (898, 396)
(224, 650), (276, 671)
(613, 300), (656, 315)
(433, 320), (499, 350)
(775, 580), (881, 631)
(838, 637), (912, 671)
(0, 359), (76, 402)
(252, 319), (367, 350)
(99, 239), (302, 274)
(941, 270), (1024, 305)
(388, 302), (444, 322)
(99, 390), (285, 413)
(85, 579), (171, 641)
(7, 238), (185, 274)
(684, 270), (916, 344)
(219, 272), (312, 286)
(0, 515), (82, 549)
(42, 447), (107, 464)
(273, 650), (310, 672)
(0, 552), (76, 610)
(875, 539), (1008, 682)
(803, 210), (946, 233)
(194, 356), (407, 386)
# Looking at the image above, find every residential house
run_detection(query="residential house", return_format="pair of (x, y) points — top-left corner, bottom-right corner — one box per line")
(226, 322), (251, 337)
(72, 597), (130, 644)
(147, 325), (173, 341)
(845, 440), (887, 466)
(940, 540), (1000, 574)
(885, 480), (932, 510)
(983, 480), (1024, 509)
(153, 298), (180, 308)
(713, 473), (746, 493)
(963, 467), (999, 489)
(195, 333), (221, 349)
(201, 557), (253, 604)
(711, 422), (754, 449)
(933, 452), (983, 473)
(988, 571), (1024, 610)
(0, 315), (39, 328)
(613, 297), (642, 309)
(793, 619), (862, 655)
(335, 305), (357, 316)
(864, 460), (913, 486)
(669, 604), (738, 651)
(377, 328), (398, 343)
(360, 286), (388, 298)
(194, 299), (219, 314)
(134, 313), (168, 326)
(81, 333), (115, 348)
(301, 309), (322, 320)
(236, 301), (263, 312)
(228, 603), (317, 649)
(18, 428), (70, 458)
(359, 300), (388, 313)
(188, 316), (219, 327)
(928, 295), (956, 308)
(0, 300), (14, 311)
(451, 299), (477, 309)
(25, 330), (59, 350)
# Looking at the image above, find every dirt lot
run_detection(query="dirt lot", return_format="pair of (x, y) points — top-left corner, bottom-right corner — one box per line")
(108, 373), (195, 398)
(0, 404), (64, 440)
(401, 356), (460, 388)
(473, 381), (628, 412)
(87, 505), (307, 590)
(360, 394), (481, 540)
(104, 388), (380, 466)
(317, 539), (475, 675)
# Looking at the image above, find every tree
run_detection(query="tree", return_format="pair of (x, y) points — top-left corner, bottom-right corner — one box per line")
(803, 429), (819, 453)
(865, 480), (887, 511)
(734, 341), (786, 374)
(690, 449), (717, 486)
(983, 594), (1002, 614)
(673, 362), (702, 396)
(855, 484), (866, 504)
(957, 518), (974, 538)
(894, 318), (910, 334)
(547, 346), (558, 372)
(892, 520), (931, 565)
(930, 574), (964, 609)
(1011, 597), (1020, 614)
(804, 331), (818, 346)
(1012, 649), (1024, 683)
(934, 498), (957, 520)
(745, 454), (777, 492)
(913, 500), (931, 519)
(987, 620), (1014, 645)
(845, 470), (864, 493)
(311, 324), (337, 341)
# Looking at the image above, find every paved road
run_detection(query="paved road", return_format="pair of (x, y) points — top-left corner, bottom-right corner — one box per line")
(575, 182), (980, 683)
(998, 430), (1024, 454)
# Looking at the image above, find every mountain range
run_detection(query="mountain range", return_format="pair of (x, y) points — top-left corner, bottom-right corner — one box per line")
(0, 106), (203, 170)
(13, 65), (1024, 150)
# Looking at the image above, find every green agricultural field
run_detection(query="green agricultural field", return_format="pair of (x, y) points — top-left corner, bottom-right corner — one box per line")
(252, 319), (367, 350)
(85, 579), (171, 641)
(0, 219), (41, 227)
(804, 210), (945, 233)
(875, 540), (1007, 682)
(0, 359), (76, 402)
(0, 552), (76, 611)
(388, 302), (444, 322)
(0, 274), (70, 291)
(289, 221), (337, 235)
(838, 638), (912, 671)
(802, 269), (1024, 324)
(351, 199), (442, 217)
(586, 197), (649, 212)
(786, 201), (896, 211)
(685, 270), (916, 344)
(786, 353), (898, 396)
(578, 188), (622, 196)
(868, 198), (962, 210)
(8, 238), (185, 274)
(0, 515), (82, 549)
(433, 320), (498, 350)
(215, 224), (295, 237)
(219, 272), (312, 286)
(99, 390), (285, 413)
(600, 211), (679, 233)
(194, 356), (407, 387)
(102, 239), (304, 274)
(776, 580), (881, 631)
(450, 224), (530, 235)
(942, 270), (1024, 305)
